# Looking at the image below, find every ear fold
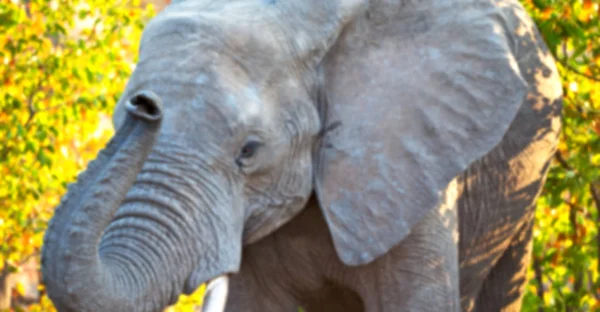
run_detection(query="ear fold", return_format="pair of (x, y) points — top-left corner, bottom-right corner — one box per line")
(314, 2), (527, 265)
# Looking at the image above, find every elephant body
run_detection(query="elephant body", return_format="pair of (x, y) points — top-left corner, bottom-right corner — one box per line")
(230, 45), (561, 311)
(231, 1), (562, 310)
(231, 88), (559, 310)
(41, 0), (562, 311)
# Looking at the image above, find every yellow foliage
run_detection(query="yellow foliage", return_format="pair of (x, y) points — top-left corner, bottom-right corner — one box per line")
(0, 0), (206, 310)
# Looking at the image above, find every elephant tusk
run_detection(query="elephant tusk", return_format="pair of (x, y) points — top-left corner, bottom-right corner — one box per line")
(201, 275), (229, 312)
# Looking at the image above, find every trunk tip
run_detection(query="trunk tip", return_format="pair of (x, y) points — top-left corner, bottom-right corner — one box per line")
(126, 90), (163, 122)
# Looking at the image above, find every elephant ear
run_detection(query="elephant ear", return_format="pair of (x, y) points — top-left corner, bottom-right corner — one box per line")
(314, 2), (527, 266)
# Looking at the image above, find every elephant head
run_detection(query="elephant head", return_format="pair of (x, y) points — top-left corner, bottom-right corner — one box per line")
(41, 0), (528, 311)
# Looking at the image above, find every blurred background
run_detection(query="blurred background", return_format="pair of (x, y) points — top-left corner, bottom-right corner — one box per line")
(0, 0), (599, 311)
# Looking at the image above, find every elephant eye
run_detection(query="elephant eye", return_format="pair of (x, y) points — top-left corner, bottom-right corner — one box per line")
(239, 140), (262, 160)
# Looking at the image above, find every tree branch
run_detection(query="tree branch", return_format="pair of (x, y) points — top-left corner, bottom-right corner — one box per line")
(568, 202), (583, 294)
(24, 94), (36, 127)
(24, 79), (44, 128)
(533, 256), (545, 312)
(586, 270), (600, 300)
(590, 183), (600, 279)
(557, 58), (600, 82)
(555, 150), (574, 171)
(556, 42), (600, 82)
(546, 275), (574, 312)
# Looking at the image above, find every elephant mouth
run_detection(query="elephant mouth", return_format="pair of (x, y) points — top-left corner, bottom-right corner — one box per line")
(201, 275), (230, 312)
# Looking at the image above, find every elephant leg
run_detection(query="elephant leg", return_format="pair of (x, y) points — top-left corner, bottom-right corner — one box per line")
(349, 179), (461, 312)
(472, 213), (534, 312)
(227, 199), (336, 312)
(226, 245), (303, 312)
(226, 269), (300, 312)
(226, 257), (303, 311)
(299, 281), (364, 312)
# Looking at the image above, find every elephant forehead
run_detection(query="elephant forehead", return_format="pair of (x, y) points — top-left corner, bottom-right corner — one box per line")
(216, 81), (277, 129)
(133, 4), (302, 124)
(140, 1), (291, 62)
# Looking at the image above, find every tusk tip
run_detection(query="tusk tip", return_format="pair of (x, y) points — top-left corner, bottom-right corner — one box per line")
(201, 275), (229, 312)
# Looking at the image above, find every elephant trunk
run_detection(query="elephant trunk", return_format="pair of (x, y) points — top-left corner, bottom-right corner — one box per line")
(41, 91), (164, 311)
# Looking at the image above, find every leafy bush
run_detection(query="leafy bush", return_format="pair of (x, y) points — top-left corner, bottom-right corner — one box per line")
(520, 0), (600, 310)
(0, 0), (201, 310)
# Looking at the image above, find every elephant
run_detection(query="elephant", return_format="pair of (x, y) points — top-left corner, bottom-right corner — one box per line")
(41, 0), (563, 311)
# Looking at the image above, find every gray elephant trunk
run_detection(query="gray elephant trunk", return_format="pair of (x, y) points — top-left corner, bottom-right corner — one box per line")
(41, 92), (165, 311)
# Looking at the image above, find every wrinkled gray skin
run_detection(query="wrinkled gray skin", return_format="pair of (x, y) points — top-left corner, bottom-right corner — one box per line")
(41, 0), (562, 311)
